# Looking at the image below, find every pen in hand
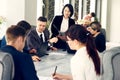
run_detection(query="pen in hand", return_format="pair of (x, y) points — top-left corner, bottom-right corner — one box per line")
(53, 66), (57, 76)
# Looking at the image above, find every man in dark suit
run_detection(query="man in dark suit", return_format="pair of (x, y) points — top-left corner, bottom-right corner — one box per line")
(26, 16), (58, 57)
(0, 20), (40, 62)
(0, 25), (39, 80)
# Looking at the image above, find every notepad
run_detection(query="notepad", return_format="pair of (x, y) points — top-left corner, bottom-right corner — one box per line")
(49, 51), (67, 56)
(39, 76), (53, 80)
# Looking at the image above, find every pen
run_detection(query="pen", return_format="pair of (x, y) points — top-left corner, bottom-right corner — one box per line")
(53, 66), (57, 76)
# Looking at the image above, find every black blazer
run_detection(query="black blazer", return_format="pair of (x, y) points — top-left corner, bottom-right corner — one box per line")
(27, 28), (50, 54)
(0, 45), (39, 80)
(51, 15), (75, 37)
(94, 33), (106, 52)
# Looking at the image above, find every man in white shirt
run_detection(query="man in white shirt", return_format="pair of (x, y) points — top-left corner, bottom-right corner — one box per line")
(26, 16), (58, 58)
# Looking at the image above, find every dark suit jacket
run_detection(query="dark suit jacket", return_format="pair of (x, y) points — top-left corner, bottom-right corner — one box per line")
(94, 33), (106, 52)
(26, 28), (50, 55)
(1, 36), (29, 54)
(51, 15), (75, 37)
(0, 45), (39, 80)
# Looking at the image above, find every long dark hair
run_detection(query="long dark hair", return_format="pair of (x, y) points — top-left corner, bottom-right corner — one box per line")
(66, 24), (100, 75)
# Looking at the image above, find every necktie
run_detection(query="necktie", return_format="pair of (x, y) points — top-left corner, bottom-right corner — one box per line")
(40, 34), (43, 42)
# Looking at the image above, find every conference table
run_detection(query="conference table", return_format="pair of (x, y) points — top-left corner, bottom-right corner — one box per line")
(34, 50), (74, 79)
(34, 42), (120, 79)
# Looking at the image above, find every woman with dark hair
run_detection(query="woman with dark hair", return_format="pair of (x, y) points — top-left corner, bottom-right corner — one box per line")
(53, 24), (101, 80)
(87, 21), (106, 53)
(50, 4), (76, 54)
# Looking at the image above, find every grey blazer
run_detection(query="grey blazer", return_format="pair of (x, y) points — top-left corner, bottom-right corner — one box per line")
(26, 28), (50, 55)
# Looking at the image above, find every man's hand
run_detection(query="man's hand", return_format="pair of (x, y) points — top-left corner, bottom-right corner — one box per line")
(57, 35), (67, 41)
(29, 49), (37, 54)
(49, 37), (58, 43)
(50, 47), (58, 51)
(32, 55), (41, 62)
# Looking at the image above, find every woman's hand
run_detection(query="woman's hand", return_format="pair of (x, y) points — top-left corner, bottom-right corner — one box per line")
(52, 73), (72, 80)
(52, 73), (65, 80)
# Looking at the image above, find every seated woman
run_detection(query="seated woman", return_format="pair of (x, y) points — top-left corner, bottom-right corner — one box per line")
(87, 21), (106, 53)
(52, 24), (101, 80)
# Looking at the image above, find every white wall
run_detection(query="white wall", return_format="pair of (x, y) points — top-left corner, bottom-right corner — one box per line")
(0, 0), (22, 26)
(25, 0), (37, 25)
(0, 0), (25, 39)
(109, 0), (120, 43)
(0, 0), (37, 39)
(0, 0), (37, 26)
(101, 0), (120, 43)
(0, 0), (7, 17)
(6, 0), (25, 26)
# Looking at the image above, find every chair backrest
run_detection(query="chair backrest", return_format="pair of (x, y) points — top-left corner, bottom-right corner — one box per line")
(102, 46), (120, 80)
(100, 28), (106, 40)
(0, 51), (14, 80)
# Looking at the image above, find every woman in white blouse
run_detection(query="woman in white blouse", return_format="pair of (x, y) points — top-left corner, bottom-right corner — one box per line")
(53, 24), (101, 80)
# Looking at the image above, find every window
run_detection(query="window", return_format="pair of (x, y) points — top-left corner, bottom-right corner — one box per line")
(37, 0), (101, 26)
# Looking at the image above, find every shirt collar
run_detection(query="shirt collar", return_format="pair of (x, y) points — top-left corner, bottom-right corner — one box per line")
(36, 29), (43, 36)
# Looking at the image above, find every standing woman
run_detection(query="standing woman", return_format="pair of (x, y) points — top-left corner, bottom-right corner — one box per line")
(53, 24), (101, 80)
(51, 4), (76, 53)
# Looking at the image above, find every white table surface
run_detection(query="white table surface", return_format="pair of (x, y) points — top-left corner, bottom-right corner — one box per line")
(34, 50), (73, 78)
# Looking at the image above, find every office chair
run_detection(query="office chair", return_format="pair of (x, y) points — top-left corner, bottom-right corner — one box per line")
(0, 51), (14, 80)
(102, 46), (120, 80)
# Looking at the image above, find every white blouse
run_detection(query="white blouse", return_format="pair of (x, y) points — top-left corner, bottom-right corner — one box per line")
(70, 47), (101, 80)
(60, 17), (68, 32)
